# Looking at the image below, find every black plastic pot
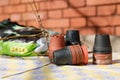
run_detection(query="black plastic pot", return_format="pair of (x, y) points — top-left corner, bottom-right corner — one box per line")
(93, 34), (112, 65)
(66, 30), (81, 46)
(53, 45), (88, 65)
(53, 47), (72, 65)
(93, 34), (112, 53)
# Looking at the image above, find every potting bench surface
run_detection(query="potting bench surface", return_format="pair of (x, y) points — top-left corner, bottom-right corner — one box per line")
(0, 52), (120, 80)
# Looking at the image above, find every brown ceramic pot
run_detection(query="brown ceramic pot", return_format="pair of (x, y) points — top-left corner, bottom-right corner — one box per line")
(48, 34), (66, 61)
(69, 45), (88, 65)
(81, 45), (88, 65)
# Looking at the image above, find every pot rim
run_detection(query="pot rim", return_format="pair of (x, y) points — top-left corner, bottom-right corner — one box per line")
(81, 45), (88, 65)
(69, 46), (77, 64)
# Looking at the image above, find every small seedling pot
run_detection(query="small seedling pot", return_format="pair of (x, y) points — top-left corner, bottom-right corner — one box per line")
(93, 34), (112, 65)
(48, 34), (66, 61)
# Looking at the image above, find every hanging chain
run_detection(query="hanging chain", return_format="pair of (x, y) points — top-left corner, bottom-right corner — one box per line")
(28, 0), (49, 38)
(28, 0), (43, 28)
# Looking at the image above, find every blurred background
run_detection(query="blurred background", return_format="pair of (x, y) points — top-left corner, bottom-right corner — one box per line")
(0, 0), (120, 35)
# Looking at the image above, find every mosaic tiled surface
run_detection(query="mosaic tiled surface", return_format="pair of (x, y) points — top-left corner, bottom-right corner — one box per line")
(0, 52), (120, 80)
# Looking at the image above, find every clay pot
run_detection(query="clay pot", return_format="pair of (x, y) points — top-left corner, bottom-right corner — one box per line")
(66, 30), (81, 46)
(53, 45), (88, 65)
(48, 34), (66, 61)
(93, 34), (112, 65)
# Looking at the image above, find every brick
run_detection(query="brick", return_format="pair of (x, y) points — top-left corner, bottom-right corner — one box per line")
(98, 5), (116, 16)
(0, 0), (9, 6)
(18, 21), (27, 26)
(80, 28), (96, 35)
(43, 19), (69, 28)
(48, 10), (62, 18)
(91, 16), (120, 26)
(78, 7), (96, 16)
(4, 5), (26, 13)
(21, 0), (29, 3)
(21, 0), (43, 3)
(40, 1), (50, 10)
(117, 5), (120, 15)
(97, 27), (114, 35)
(27, 20), (39, 28)
(63, 8), (80, 18)
(9, 0), (20, 4)
(38, 11), (48, 19)
(69, 0), (85, 7)
(0, 14), (9, 21)
(52, 1), (68, 9)
(22, 13), (36, 21)
(116, 26), (120, 35)
(0, 7), (3, 14)
(87, 0), (119, 6)
(26, 3), (40, 12)
(22, 11), (47, 21)
(40, 1), (68, 10)
(71, 18), (86, 27)
(110, 15), (120, 26)
(63, 7), (96, 18)
(10, 14), (21, 21)
(88, 16), (112, 27)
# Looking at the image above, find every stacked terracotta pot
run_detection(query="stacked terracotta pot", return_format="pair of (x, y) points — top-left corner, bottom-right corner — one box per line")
(48, 30), (88, 65)
(48, 34), (65, 62)
(68, 45), (88, 65)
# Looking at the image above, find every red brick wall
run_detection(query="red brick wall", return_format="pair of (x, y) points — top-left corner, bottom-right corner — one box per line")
(0, 0), (120, 35)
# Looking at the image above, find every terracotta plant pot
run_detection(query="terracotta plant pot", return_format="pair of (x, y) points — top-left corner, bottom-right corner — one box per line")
(53, 45), (88, 65)
(48, 34), (66, 61)
(93, 34), (112, 65)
